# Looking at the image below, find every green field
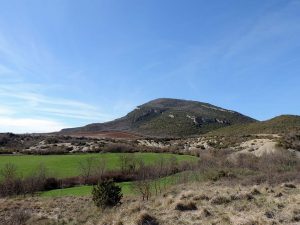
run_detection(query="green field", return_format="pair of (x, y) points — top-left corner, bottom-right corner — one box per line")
(0, 153), (197, 179)
(40, 172), (190, 197)
(41, 182), (133, 197)
(40, 168), (257, 197)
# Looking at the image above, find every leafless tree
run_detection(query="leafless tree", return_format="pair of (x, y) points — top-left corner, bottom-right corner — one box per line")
(132, 160), (152, 200)
(24, 163), (48, 196)
(78, 157), (96, 184)
(94, 157), (107, 180)
(0, 163), (19, 196)
(0, 162), (17, 181)
(152, 157), (166, 195)
(119, 154), (137, 174)
(168, 156), (179, 174)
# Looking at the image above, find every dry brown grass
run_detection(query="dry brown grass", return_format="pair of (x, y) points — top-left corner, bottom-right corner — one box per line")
(174, 201), (197, 211)
(136, 212), (159, 225)
(0, 182), (299, 225)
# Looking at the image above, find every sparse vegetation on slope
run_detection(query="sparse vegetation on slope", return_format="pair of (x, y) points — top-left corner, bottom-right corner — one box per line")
(278, 131), (300, 151)
(0, 135), (299, 224)
(208, 115), (300, 136)
(1, 182), (299, 225)
(61, 98), (256, 137)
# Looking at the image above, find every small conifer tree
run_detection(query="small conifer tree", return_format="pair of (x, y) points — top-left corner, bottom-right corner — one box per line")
(92, 179), (122, 208)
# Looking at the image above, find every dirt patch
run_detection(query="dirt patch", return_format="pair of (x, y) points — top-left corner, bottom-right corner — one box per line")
(237, 138), (282, 156)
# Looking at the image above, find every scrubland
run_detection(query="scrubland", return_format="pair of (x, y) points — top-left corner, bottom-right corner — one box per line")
(0, 147), (299, 225)
(1, 182), (299, 225)
(1, 127), (300, 224)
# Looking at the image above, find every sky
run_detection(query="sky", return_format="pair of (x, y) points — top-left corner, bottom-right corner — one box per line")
(0, 0), (299, 133)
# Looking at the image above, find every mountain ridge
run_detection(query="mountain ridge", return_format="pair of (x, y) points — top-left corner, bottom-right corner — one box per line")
(207, 114), (300, 136)
(61, 98), (256, 137)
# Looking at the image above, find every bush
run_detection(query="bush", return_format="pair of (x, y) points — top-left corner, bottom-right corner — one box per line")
(210, 195), (231, 205)
(44, 177), (60, 190)
(92, 179), (122, 208)
(0, 163), (54, 197)
(136, 212), (159, 225)
(5, 208), (30, 225)
(102, 143), (134, 153)
(175, 201), (197, 211)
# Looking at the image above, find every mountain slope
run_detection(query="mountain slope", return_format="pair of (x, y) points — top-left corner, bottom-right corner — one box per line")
(61, 98), (256, 137)
(207, 115), (300, 136)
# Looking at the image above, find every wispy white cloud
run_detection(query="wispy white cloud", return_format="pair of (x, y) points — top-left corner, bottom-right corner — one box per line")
(39, 107), (112, 121)
(0, 30), (60, 80)
(222, 1), (300, 63)
(0, 82), (114, 132)
(155, 0), (300, 90)
(0, 116), (66, 133)
(0, 29), (115, 132)
(0, 82), (113, 121)
(0, 106), (14, 115)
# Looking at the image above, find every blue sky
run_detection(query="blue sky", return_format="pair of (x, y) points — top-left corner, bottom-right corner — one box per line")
(0, 0), (299, 132)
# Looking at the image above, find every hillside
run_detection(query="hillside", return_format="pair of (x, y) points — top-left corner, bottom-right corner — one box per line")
(61, 98), (256, 137)
(207, 115), (300, 136)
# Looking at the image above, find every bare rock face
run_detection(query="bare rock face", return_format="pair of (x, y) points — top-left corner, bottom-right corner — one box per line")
(195, 117), (230, 126)
(132, 108), (165, 123)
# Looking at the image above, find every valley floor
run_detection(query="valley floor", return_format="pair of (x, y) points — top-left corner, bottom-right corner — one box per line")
(1, 182), (299, 225)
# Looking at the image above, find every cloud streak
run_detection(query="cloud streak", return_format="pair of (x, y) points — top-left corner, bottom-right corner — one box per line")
(0, 82), (113, 120)
(0, 29), (115, 132)
(0, 82), (114, 132)
(0, 116), (66, 133)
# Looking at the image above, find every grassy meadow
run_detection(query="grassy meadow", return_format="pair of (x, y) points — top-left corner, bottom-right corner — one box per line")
(40, 172), (187, 197)
(40, 168), (256, 197)
(0, 153), (197, 179)
(40, 182), (134, 197)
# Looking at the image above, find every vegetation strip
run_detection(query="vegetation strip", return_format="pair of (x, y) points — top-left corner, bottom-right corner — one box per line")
(0, 153), (197, 179)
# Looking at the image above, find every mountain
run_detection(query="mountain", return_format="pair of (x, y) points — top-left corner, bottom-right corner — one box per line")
(60, 98), (256, 137)
(207, 115), (300, 136)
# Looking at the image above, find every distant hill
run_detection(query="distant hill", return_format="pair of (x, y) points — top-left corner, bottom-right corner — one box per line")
(207, 115), (300, 136)
(61, 98), (256, 137)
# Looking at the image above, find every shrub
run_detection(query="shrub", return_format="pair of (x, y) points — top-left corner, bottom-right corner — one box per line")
(44, 177), (60, 190)
(210, 195), (231, 205)
(6, 209), (30, 225)
(202, 208), (212, 217)
(92, 179), (122, 208)
(175, 201), (197, 211)
(102, 143), (134, 153)
(259, 150), (299, 173)
(282, 183), (296, 188)
(136, 212), (159, 225)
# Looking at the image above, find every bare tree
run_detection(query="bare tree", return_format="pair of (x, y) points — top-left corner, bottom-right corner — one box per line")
(0, 162), (17, 181)
(168, 156), (179, 174)
(24, 163), (48, 196)
(132, 160), (152, 201)
(152, 157), (166, 195)
(94, 157), (107, 181)
(0, 163), (22, 196)
(0, 163), (17, 195)
(78, 157), (95, 184)
(119, 154), (137, 175)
